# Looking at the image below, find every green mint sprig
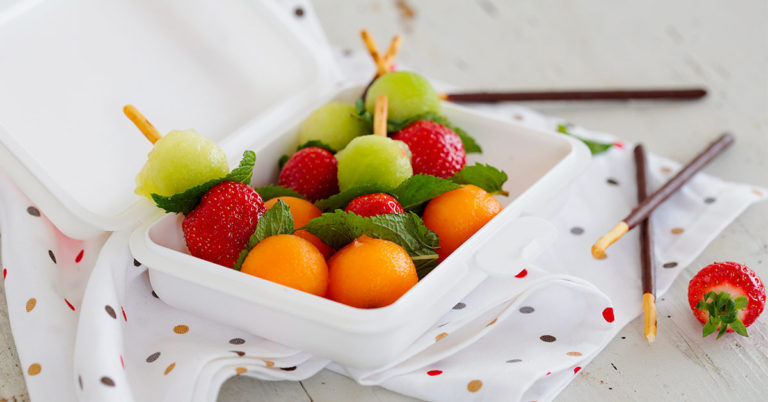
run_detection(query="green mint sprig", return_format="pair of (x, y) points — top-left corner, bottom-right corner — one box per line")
(233, 200), (295, 270)
(301, 210), (440, 278)
(450, 163), (509, 196)
(151, 150), (256, 214)
(556, 124), (613, 155)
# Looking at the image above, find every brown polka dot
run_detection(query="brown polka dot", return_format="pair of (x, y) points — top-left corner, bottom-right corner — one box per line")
(48, 250), (56, 263)
(663, 262), (678, 268)
(100, 376), (115, 386)
(435, 332), (448, 342)
(661, 166), (672, 173)
(294, 7), (304, 17)
(540, 335), (557, 342)
(235, 367), (247, 375)
(467, 379), (483, 392)
(26, 206), (40, 217)
(606, 178), (619, 186)
(231, 351), (245, 357)
(453, 302), (466, 310)
(146, 352), (160, 363)
(264, 360), (275, 367)
(133, 259), (141, 267)
(151, 291), (159, 299)
(704, 197), (716, 204)
(519, 306), (535, 314)
(753, 189), (763, 196)
(26, 298), (36, 312)
(671, 227), (684, 235)
(229, 337), (245, 345)
(280, 366), (297, 371)
(513, 114), (524, 121)
(173, 325), (189, 334)
(105, 305), (116, 319)
(486, 318), (498, 327)
(570, 226), (584, 235)
(27, 363), (41, 376)
(567, 351), (583, 356)
(78, 375), (83, 389)
(164, 363), (176, 375)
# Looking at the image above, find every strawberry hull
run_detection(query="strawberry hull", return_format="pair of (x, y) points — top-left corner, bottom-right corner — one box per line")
(130, 85), (591, 369)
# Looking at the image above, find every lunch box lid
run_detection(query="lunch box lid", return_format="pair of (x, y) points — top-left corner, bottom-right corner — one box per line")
(0, 0), (339, 239)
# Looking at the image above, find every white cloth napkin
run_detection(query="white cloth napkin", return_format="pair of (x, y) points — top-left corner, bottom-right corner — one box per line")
(2, 2), (767, 402)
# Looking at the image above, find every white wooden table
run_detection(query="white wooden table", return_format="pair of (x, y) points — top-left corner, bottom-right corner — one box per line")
(2, 0), (767, 400)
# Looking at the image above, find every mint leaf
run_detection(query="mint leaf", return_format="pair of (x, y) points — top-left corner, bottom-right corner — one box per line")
(151, 151), (256, 214)
(392, 175), (461, 210)
(557, 124), (613, 155)
(730, 318), (749, 337)
(297, 140), (335, 153)
(301, 211), (440, 278)
(301, 210), (365, 249)
(233, 200), (295, 270)
(314, 184), (394, 212)
(451, 163), (510, 196)
(716, 322), (728, 339)
(253, 185), (306, 201)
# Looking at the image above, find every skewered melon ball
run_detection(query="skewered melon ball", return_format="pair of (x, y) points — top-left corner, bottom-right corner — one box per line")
(364, 72), (441, 122)
(298, 102), (370, 151)
(335, 135), (412, 191)
(135, 130), (229, 198)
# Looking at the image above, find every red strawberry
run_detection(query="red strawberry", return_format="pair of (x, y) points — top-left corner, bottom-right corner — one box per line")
(345, 193), (404, 217)
(182, 181), (265, 268)
(688, 261), (765, 338)
(278, 147), (338, 201)
(391, 120), (466, 178)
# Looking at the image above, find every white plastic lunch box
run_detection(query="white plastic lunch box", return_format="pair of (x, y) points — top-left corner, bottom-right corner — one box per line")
(0, 0), (590, 368)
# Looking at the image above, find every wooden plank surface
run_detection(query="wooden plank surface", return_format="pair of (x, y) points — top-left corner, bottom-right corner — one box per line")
(1, 0), (767, 401)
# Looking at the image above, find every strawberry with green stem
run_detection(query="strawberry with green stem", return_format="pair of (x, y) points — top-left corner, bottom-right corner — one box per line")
(688, 262), (766, 339)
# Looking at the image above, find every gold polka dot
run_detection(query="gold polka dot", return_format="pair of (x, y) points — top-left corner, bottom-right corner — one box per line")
(235, 367), (247, 375)
(25, 298), (36, 312)
(753, 189), (764, 196)
(27, 363), (41, 376)
(671, 227), (684, 235)
(486, 318), (498, 327)
(164, 363), (176, 375)
(661, 166), (672, 173)
(567, 351), (583, 356)
(173, 325), (189, 334)
(467, 379), (483, 392)
(435, 332), (448, 342)
(264, 360), (275, 367)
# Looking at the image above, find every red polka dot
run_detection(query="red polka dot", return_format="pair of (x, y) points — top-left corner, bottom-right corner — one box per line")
(3, 268), (6, 280)
(427, 370), (442, 376)
(120, 355), (125, 369)
(121, 307), (127, 322)
(65, 299), (75, 311)
(75, 249), (84, 263)
(614, 141), (624, 149)
(546, 372), (551, 376)
(574, 366), (582, 374)
(602, 307), (615, 323)
(514, 269), (528, 278)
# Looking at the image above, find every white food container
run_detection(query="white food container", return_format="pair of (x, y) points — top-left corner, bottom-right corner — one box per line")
(0, 0), (590, 368)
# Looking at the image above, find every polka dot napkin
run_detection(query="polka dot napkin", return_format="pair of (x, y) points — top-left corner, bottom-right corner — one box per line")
(2, 2), (767, 402)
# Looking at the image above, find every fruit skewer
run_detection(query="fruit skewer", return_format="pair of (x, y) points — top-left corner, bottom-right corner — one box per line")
(592, 133), (734, 258)
(124, 105), (162, 144)
(634, 144), (657, 343)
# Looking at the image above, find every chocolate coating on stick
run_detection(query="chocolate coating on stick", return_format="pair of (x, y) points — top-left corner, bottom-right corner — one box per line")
(443, 88), (707, 102)
(625, 133), (734, 228)
(634, 144), (654, 295)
